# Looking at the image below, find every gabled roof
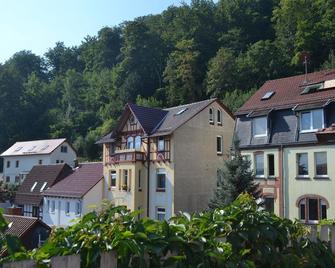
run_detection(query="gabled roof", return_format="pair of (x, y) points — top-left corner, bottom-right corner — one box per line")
(236, 69), (335, 115)
(3, 214), (50, 238)
(1, 138), (67, 157)
(43, 163), (103, 198)
(15, 164), (73, 206)
(97, 98), (233, 143)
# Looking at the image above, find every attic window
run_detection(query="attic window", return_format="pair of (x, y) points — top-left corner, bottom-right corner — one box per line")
(14, 146), (23, 152)
(129, 115), (135, 124)
(175, 108), (188, 116)
(40, 182), (48, 192)
(31, 182), (38, 192)
(301, 83), (324, 94)
(261, 91), (275, 100)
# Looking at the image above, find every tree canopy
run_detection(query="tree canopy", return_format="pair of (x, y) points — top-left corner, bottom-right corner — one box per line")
(0, 0), (334, 160)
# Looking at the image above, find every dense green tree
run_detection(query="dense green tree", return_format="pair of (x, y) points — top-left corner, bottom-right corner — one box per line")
(209, 140), (261, 209)
(164, 39), (203, 105)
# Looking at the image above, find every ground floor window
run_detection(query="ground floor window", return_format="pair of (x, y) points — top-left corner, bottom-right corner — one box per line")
(298, 196), (328, 223)
(156, 207), (166, 221)
(264, 197), (274, 213)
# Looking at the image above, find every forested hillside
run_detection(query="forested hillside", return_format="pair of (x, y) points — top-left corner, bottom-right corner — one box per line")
(0, 0), (334, 160)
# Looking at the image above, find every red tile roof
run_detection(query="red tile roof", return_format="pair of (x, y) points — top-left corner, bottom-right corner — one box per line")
(15, 164), (73, 206)
(43, 163), (103, 198)
(236, 69), (335, 115)
(3, 215), (50, 238)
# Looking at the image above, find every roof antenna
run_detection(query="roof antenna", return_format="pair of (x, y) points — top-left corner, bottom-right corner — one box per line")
(301, 51), (310, 84)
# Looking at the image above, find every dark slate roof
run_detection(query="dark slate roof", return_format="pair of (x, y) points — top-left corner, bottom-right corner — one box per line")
(43, 163), (103, 198)
(97, 98), (233, 143)
(3, 215), (50, 238)
(128, 104), (168, 134)
(14, 164), (73, 206)
(236, 69), (335, 115)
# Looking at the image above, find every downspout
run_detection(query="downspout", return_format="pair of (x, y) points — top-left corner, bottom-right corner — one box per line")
(279, 144), (285, 218)
(146, 137), (151, 217)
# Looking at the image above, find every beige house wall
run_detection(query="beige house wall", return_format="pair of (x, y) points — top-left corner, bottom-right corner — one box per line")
(241, 148), (281, 216)
(82, 179), (104, 214)
(173, 101), (235, 213)
(284, 145), (335, 220)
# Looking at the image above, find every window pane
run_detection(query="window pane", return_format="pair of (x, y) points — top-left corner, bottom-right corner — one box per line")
(157, 173), (166, 190)
(297, 153), (308, 176)
(127, 137), (134, 149)
(158, 137), (165, 151)
(321, 204), (327, 219)
(254, 117), (267, 136)
(300, 204), (306, 220)
(315, 152), (327, 176)
(111, 171), (116, 187)
(308, 199), (318, 221)
(255, 154), (264, 176)
(216, 136), (222, 153)
(312, 109), (323, 129)
(217, 110), (221, 123)
(301, 112), (311, 131)
(264, 197), (274, 213)
(268, 154), (275, 176)
(135, 136), (141, 150)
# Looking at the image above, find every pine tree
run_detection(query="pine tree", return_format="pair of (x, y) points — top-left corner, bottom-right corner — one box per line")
(209, 140), (261, 209)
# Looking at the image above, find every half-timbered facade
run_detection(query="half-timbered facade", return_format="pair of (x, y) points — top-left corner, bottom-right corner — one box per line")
(98, 99), (235, 220)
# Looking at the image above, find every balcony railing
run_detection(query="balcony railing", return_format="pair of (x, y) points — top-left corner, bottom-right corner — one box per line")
(106, 150), (146, 164)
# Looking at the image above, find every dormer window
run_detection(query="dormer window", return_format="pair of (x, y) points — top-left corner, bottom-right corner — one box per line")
(253, 116), (267, 137)
(300, 109), (324, 133)
(209, 108), (214, 124)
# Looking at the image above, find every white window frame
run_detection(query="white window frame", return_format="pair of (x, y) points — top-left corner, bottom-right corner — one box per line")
(51, 200), (55, 213)
(75, 202), (81, 216)
(209, 108), (214, 124)
(254, 153), (265, 178)
(40, 182), (47, 192)
(65, 201), (70, 215)
(156, 207), (166, 221)
(216, 136), (223, 155)
(31, 181), (38, 192)
(253, 116), (268, 137)
(126, 136), (134, 149)
(156, 169), (166, 192)
(217, 109), (222, 125)
(314, 152), (328, 177)
(157, 137), (165, 152)
(297, 153), (309, 178)
(110, 170), (117, 189)
(300, 109), (324, 133)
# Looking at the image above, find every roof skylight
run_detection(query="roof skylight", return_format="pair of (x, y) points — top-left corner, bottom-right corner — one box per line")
(40, 145), (49, 151)
(31, 182), (38, 192)
(40, 182), (48, 192)
(301, 82), (324, 94)
(261, 91), (275, 100)
(175, 108), (188, 115)
(14, 146), (23, 152)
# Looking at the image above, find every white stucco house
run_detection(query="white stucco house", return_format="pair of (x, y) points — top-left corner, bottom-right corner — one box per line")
(0, 138), (77, 184)
(42, 162), (103, 227)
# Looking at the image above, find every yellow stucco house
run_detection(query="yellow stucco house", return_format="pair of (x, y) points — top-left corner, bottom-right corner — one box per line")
(235, 69), (335, 223)
(97, 99), (235, 220)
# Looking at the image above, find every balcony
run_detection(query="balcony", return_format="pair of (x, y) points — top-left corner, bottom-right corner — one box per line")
(106, 149), (146, 164)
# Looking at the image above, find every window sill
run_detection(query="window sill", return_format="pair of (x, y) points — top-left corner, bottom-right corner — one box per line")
(313, 176), (330, 180)
(217, 122), (222, 126)
(267, 176), (276, 180)
(255, 175), (265, 179)
(109, 186), (116, 191)
(300, 130), (318, 134)
(295, 176), (311, 180)
(217, 152), (223, 155)
(156, 189), (166, 192)
(138, 188), (142, 192)
(209, 121), (214, 125)
(254, 134), (267, 138)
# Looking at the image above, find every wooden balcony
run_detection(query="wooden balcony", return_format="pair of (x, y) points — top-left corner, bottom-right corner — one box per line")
(106, 149), (146, 164)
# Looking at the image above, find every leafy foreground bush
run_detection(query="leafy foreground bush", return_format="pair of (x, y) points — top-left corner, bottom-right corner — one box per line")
(4, 194), (335, 267)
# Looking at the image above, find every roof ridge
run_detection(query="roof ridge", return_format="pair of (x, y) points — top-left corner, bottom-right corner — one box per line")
(14, 138), (66, 143)
(163, 98), (216, 111)
(265, 69), (335, 83)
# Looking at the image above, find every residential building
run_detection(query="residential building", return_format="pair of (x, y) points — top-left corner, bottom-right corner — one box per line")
(0, 138), (77, 184)
(234, 69), (335, 223)
(14, 164), (73, 218)
(1, 215), (50, 256)
(97, 99), (235, 220)
(42, 163), (103, 227)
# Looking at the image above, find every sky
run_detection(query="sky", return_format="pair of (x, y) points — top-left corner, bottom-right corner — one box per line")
(0, 0), (190, 64)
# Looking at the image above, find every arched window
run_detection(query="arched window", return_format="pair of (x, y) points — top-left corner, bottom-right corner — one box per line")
(126, 136), (134, 149)
(297, 195), (329, 223)
(209, 108), (214, 124)
(135, 136), (141, 150)
(217, 109), (222, 125)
